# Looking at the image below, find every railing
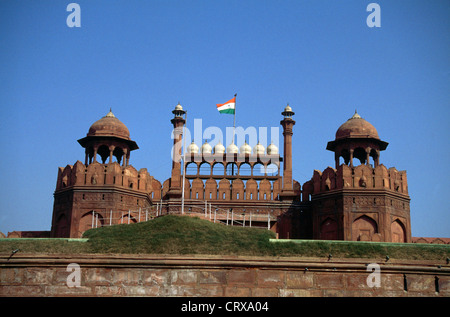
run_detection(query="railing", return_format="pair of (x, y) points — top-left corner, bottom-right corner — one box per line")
(87, 200), (275, 230)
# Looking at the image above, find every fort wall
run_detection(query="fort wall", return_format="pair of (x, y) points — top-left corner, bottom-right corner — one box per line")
(1, 253), (448, 297)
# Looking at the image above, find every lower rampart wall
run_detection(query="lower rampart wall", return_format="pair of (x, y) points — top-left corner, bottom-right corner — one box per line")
(1, 254), (449, 297)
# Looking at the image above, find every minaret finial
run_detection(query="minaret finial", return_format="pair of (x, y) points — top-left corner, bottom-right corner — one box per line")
(350, 109), (362, 119)
(105, 108), (115, 118)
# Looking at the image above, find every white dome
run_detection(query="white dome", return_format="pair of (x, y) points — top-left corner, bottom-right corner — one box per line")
(186, 141), (199, 154)
(227, 142), (239, 154)
(240, 141), (252, 154)
(201, 141), (212, 154)
(175, 103), (183, 111)
(253, 142), (265, 155)
(267, 142), (279, 155)
(214, 141), (225, 154)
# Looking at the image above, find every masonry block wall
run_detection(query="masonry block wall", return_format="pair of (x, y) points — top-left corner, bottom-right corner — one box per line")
(1, 254), (448, 297)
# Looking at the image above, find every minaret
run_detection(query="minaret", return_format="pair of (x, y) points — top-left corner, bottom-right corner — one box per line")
(167, 103), (186, 199)
(279, 104), (297, 201)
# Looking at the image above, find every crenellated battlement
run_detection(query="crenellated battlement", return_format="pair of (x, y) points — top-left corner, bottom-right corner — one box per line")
(301, 164), (408, 201)
(55, 161), (162, 200)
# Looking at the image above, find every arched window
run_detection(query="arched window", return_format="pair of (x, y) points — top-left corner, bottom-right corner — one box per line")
(199, 162), (211, 175)
(226, 163), (238, 176)
(266, 163), (279, 176)
(239, 163), (252, 176)
(212, 162), (224, 176)
(185, 162), (198, 175)
(253, 163), (265, 176)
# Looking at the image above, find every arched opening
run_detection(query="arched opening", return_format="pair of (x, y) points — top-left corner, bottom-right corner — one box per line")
(353, 147), (367, 165)
(79, 211), (104, 235)
(239, 163), (252, 176)
(113, 147), (124, 164)
(226, 163), (238, 176)
(320, 217), (338, 240)
(199, 162), (211, 175)
(212, 162), (224, 176)
(266, 163), (278, 176)
(253, 163), (265, 176)
(185, 162), (198, 175)
(119, 213), (137, 224)
(340, 149), (350, 166)
(352, 215), (378, 241)
(370, 148), (379, 167)
(97, 145), (110, 164)
(391, 219), (406, 243)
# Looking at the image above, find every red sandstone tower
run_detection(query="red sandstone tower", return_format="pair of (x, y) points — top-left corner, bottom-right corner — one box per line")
(51, 110), (160, 238)
(302, 111), (411, 242)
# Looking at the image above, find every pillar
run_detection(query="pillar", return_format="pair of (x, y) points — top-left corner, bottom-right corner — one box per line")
(108, 145), (115, 164)
(349, 149), (354, 167)
(167, 104), (186, 199)
(279, 105), (297, 201)
(366, 147), (371, 166)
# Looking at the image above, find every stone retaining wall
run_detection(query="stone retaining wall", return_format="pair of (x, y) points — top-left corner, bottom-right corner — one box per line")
(1, 254), (449, 297)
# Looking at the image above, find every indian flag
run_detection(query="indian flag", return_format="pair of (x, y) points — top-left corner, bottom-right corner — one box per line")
(216, 97), (236, 114)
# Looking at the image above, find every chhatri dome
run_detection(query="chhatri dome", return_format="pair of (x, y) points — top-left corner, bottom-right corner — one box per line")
(77, 109), (138, 166)
(87, 109), (131, 141)
(267, 141), (279, 155)
(186, 141), (199, 154)
(253, 141), (265, 155)
(201, 141), (212, 154)
(227, 142), (239, 154)
(335, 110), (380, 140)
(327, 110), (388, 168)
(214, 141), (225, 154)
(240, 141), (252, 154)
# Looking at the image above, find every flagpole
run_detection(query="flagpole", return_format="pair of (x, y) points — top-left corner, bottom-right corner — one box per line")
(233, 93), (237, 144)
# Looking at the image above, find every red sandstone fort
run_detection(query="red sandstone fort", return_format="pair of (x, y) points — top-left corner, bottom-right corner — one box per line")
(5, 104), (449, 244)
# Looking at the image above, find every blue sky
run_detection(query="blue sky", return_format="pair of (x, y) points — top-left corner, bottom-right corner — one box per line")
(0, 0), (448, 238)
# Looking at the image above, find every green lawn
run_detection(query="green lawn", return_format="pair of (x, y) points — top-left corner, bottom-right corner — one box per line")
(0, 215), (449, 261)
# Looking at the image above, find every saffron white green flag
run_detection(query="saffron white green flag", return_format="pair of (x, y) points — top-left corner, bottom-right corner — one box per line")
(216, 97), (236, 114)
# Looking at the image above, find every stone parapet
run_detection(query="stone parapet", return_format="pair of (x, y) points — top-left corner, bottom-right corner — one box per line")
(1, 253), (448, 297)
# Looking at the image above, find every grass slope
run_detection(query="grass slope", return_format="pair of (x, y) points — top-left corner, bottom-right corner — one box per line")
(1, 215), (449, 260)
(84, 215), (277, 255)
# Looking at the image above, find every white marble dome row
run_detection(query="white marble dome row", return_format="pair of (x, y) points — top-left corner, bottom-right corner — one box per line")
(186, 140), (279, 155)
